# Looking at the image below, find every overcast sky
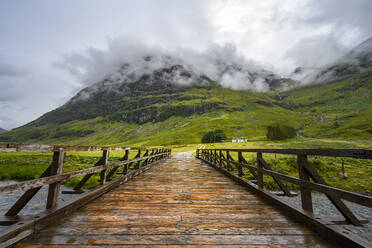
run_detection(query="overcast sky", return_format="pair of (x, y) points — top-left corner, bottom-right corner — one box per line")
(1, 0), (372, 129)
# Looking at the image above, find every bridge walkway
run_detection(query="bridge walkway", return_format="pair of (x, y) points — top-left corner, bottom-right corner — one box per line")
(17, 151), (332, 247)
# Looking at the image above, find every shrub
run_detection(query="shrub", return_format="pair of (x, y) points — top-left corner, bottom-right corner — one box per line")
(201, 129), (226, 143)
(266, 124), (296, 140)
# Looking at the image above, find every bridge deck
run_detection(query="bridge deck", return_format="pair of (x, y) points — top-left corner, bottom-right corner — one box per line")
(17, 152), (332, 247)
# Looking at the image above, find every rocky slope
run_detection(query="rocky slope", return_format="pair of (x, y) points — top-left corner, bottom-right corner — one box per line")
(302, 37), (372, 85)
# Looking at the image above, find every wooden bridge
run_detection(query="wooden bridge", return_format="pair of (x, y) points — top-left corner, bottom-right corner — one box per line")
(0, 143), (371, 247)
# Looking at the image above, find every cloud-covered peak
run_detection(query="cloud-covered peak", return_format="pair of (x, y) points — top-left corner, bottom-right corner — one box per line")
(57, 37), (280, 96)
(301, 36), (372, 85)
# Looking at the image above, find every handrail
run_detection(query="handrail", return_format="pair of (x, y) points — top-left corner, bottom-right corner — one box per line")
(0, 152), (168, 194)
(200, 148), (372, 159)
(0, 142), (157, 152)
(196, 148), (372, 227)
(0, 145), (171, 219)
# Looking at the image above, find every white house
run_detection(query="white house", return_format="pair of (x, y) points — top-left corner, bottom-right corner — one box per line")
(232, 137), (247, 143)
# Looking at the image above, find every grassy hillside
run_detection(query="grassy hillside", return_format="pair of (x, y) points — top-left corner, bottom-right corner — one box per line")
(0, 70), (371, 146)
(281, 69), (372, 139)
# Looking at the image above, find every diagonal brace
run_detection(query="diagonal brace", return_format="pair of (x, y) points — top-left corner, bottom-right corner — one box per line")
(302, 159), (362, 226)
(258, 156), (293, 197)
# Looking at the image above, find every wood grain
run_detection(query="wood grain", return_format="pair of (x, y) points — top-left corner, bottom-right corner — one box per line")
(16, 154), (332, 247)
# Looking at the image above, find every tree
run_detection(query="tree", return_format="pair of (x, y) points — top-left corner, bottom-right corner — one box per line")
(266, 124), (296, 140)
(201, 129), (226, 143)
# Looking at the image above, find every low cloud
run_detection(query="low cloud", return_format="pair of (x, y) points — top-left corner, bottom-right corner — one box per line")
(56, 36), (273, 93)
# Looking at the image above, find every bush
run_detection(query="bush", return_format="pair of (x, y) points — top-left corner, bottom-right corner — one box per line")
(201, 129), (226, 143)
(266, 124), (296, 140)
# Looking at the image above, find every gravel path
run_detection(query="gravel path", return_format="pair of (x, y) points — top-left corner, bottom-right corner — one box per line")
(279, 191), (372, 242)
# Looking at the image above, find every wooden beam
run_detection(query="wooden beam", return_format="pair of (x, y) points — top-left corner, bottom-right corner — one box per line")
(142, 149), (149, 166)
(237, 152), (257, 179)
(297, 155), (313, 213)
(0, 143), (170, 153)
(257, 153), (264, 189)
(198, 156), (370, 248)
(215, 155), (372, 208)
(301, 159), (362, 226)
(99, 150), (109, 185)
(108, 149), (130, 178)
(226, 151), (233, 171)
(5, 158), (54, 216)
(202, 148), (372, 159)
(0, 152), (168, 194)
(236, 152), (244, 177)
(134, 149), (141, 169)
(46, 151), (65, 209)
(73, 152), (107, 191)
(0, 158), (163, 248)
(257, 156), (293, 197)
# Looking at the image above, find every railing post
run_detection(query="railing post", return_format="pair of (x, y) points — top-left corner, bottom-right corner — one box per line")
(123, 149), (129, 175)
(153, 149), (158, 161)
(99, 150), (109, 185)
(237, 152), (244, 177)
(214, 150), (217, 165)
(148, 149), (155, 164)
(297, 154), (313, 212)
(226, 151), (231, 171)
(300, 156), (361, 225)
(134, 149), (141, 169)
(6, 150), (65, 216)
(219, 150), (222, 167)
(46, 150), (65, 209)
(257, 152), (264, 189)
(196, 149), (199, 158)
(143, 149), (149, 166)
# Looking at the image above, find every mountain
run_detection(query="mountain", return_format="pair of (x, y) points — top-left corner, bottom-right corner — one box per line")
(0, 41), (371, 146)
(302, 37), (372, 85)
(0, 128), (7, 133)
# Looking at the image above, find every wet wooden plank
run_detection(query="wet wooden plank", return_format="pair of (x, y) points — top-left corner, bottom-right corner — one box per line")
(21, 234), (330, 246)
(16, 245), (333, 248)
(16, 153), (332, 247)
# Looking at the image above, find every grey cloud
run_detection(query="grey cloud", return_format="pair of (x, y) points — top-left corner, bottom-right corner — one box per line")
(0, 61), (26, 78)
(1, 0), (372, 129)
(280, 0), (372, 70)
(286, 35), (347, 69)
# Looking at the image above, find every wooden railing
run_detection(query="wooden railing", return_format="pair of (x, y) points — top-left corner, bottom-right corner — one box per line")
(0, 144), (171, 223)
(196, 148), (372, 227)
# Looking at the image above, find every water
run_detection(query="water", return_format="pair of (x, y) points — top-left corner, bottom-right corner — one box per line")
(0, 180), (79, 216)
